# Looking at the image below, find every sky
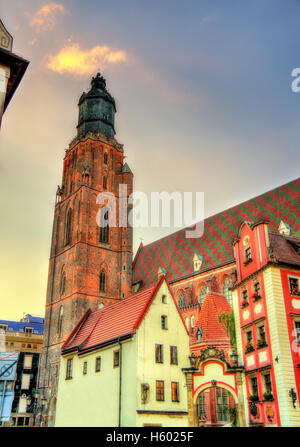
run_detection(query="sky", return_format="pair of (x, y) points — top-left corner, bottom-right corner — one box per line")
(0, 0), (300, 320)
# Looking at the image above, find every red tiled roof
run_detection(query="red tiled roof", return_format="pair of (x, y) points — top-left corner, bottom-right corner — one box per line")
(62, 276), (187, 354)
(191, 292), (232, 344)
(133, 178), (300, 288)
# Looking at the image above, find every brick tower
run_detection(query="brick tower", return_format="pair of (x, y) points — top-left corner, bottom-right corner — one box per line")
(38, 73), (133, 426)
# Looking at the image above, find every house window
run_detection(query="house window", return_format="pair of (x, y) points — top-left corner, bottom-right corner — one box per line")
(245, 329), (254, 353)
(66, 358), (73, 379)
(256, 323), (267, 348)
(155, 344), (163, 363)
(21, 373), (30, 390)
(171, 382), (179, 402)
(250, 376), (258, 397)
(65, 208), (72, 246)
(83, 361), (88, 375)
(99, 270), (106, 293)
(245, 246), (252, 264)
(161, 315), (168, 330)
(294, 321), (300, 345)
(263, 373), (272, 394)
(170, 346), (178, 365)
(241, 288), (248, 306)
(104, 153), (108, 165)
(25, 327), (33, 335)
(162, 295), (167, 304)
(156, 380), (164, 401)
(95, 357), (101, 372)
(254, 280), (261, 296)
(289, 277), (300, 296)
(99, 207), (109, 243)
(0, 324), (7, 332)
(23, 355), (32, 370)
(113, 350), (120, 367)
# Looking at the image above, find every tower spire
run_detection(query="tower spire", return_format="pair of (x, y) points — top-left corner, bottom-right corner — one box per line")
(77, 73), (116, 138)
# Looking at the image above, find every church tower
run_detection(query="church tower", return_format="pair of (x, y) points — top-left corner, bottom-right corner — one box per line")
(38, 73), (133, 426)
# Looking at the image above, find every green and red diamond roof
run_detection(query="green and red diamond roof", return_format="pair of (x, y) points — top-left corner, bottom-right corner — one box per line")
(133, 178), (300, 288)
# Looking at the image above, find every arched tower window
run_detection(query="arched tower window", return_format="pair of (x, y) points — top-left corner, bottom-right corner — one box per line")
(65, 208), (72, 245)
(99, 270), (106, 294)
(60, 270), (66, 296)
(99, 207), (109, 243)
(178, 291), (186, 309)
(222, 277), (233, 307)
(199, 284), (207, 307)
(58, 305), (64, 337)
(103, 176), (107, 191)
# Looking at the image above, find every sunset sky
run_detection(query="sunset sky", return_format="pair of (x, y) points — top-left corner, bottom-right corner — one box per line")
(1, 0), (300, 319)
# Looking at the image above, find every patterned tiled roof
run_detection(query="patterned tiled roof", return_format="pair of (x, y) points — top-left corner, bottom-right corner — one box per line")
(133, 178), (300, 288)
(191, 292), (232, 344)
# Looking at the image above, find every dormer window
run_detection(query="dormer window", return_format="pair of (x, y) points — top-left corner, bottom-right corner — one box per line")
(244, 247), (252, 265)
(0, 324), (7, 332)
(196, 327), (203, 342)
(193, 254), (203, 272)
(25, 327), (33, 335)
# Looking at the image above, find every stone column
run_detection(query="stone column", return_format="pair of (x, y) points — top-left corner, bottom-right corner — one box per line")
(236, 371), (246, 427)
(185, 372), (197, 427)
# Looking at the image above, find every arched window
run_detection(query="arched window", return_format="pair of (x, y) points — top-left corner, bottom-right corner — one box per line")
(199, 284), (207, 306)
(65, 208), (72, 245)
(60, 270), (66, 295)
(178, 291), (186, 309)
(99, 270), (106, 293)
(99, 207), (109, 244)
(58, 306), (64, 337)
(222, 277), (233, 307)
(103, 176), (107, 190)
(104, 153), (108, 165)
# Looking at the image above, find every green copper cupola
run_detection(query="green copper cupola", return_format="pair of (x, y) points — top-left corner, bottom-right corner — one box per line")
(77, 73), (116, 138)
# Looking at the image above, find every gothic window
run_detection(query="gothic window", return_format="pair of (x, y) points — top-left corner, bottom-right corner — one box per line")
(99, 270), (106, 294)
(65, 208), (72, 245)
(60, 270), (66, 296)
(99, 207), (109, 243)
(178, 291), (185, 309)
(58, 306), (63, 337)
(222, 277), (233, 307)
(199, 285), (207, 306)
(103, 176), (107, 190)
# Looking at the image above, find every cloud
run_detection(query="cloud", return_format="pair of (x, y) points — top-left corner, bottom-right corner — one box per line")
(46, 42), (127, 76)
(29, 3), (67, 33)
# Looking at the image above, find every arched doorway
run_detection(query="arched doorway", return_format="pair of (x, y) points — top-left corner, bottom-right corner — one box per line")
(196, 386), (236, 427)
